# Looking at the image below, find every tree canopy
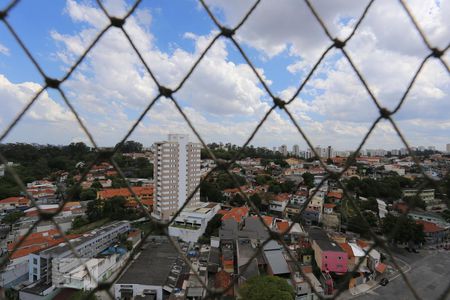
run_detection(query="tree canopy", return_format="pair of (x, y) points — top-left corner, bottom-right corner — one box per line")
(238, 275), (294, 300)
(381, 214), (424, 244)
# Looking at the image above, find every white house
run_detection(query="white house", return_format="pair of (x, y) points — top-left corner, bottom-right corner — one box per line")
(168, 202), (221, 243)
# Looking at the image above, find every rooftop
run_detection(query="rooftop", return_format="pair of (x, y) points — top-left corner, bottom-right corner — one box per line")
(309, 228), (344, 252)
(39, 221), (129, 257)
(117, 236), (180, 286)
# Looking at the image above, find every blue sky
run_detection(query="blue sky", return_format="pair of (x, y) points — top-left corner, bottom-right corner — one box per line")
(0, 0), (449, 150)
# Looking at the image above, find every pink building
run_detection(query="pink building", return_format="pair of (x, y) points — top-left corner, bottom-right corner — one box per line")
(309, 228), (348, 273)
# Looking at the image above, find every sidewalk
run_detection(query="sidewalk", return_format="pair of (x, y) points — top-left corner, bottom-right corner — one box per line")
(349, 280), (378, 296)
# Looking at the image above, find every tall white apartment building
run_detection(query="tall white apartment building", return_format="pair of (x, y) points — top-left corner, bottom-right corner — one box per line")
(279, 144), (288, 156)
(292, 144), (300, 157)
(152, 134), (202, 221)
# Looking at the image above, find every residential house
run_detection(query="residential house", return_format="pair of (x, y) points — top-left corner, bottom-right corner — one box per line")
(416, 220), (448, 245)
(219, 206), (250, 223)
(309, 228), (347, 273)
(97, 186), (154, 210)
(0, 196), (30, 212)
(269, 193), (290, 216)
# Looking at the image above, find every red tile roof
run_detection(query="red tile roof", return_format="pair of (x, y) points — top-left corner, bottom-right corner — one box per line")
(256, 215), (274, 227)
(327, 192), (342, 199)
(215, 270), (233, 296)
(276, 221), (290, 234)
(8, 230), (81, 259)
(0, 196), (29, 206)
(375, 262), (387, 273)
(323, 203), (336, 209)
(356, 240), (369, 249)
(416, 220), (445, 233)
(339, 243), (354, 258)
(274, 193), (290, 202)
(221, 206), (249, 223)
(98, 187), (153, 199)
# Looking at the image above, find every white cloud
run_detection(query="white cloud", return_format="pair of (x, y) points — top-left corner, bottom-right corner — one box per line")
(1, 0), (448, 150)
(0, 43), (9, 56)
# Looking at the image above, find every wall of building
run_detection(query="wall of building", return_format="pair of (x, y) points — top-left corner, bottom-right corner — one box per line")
(321, 250), (347, 273)
(0, 259), (28, 288)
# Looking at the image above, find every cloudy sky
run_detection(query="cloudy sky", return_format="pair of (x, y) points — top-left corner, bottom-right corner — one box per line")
(0, 0), (449, 151)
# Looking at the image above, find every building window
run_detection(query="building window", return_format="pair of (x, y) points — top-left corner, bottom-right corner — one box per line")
(325, 256), (327, 259)
(338, 256), (341, 260)
(33, 258), (37, 265)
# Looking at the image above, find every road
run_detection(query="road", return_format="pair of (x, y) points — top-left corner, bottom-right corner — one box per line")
(356, 249), (450, 300)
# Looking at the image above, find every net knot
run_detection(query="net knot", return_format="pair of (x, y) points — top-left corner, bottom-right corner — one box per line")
(333, 38), (346, 49)
(45, 77), (61, 89)
(273, 97), (286, 109)
(431, 47), (443, 58)
(220, 26), (235, 38)
(110, 17), (125, 28)
(379, 107), (391, 119)
(159, 86), (173, 98)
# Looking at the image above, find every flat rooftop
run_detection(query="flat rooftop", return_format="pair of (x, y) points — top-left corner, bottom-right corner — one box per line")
(117, 236), (180, 286)
(309, 228), (344, 252)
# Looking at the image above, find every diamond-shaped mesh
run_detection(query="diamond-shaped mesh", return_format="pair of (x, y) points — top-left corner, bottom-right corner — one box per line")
(0, 0), (449, 299)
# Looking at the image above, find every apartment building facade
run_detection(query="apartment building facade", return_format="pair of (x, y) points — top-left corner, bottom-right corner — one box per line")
(28, 221), (130, 284)
(152, 134), (202, 221)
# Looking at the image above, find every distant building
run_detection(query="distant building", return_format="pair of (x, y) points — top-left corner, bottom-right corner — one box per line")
(447, 144), (450, 153)
(326, 146), (334, 159)
(152, 134), (202, 221)
(279, 145), (288, 156)
(403, 188), (435, 204)
(377, 199), (387, 219)
(292, 144), (300, 157)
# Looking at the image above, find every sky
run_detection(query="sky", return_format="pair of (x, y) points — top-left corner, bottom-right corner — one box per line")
(0, 0), (449, 151)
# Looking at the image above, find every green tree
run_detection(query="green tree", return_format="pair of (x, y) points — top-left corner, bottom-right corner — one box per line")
(239, 275), (294, 300)
(90, 180), (103, 189)
(80, 188), (97, 201)
(103, 196), (127, 220)
(2, 211), (24, 225)
(403, 196), (426, 210)
(360, 197), (379, 213)
(249, 194), (262, 210)
(69, 290), (98, 300)
(86, 200), (104, 222)
(441, 210), (450, 222)
(116, 140), (143, 153)
(347, 211), (377, 236)
(66, 184), (82, 201)
(200, 213), (223, 244)
(230, 194), (246, 206)
(72, 216), (89, 229)
(200, 181), (224, 202)
(381, 214), (424, 244)
(302, 172), (314, 189)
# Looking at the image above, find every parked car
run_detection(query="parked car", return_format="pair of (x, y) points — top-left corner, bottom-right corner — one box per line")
(380, 278), (389, 286)
(412, 248), (419, 253)
(404, 246), (411, 252)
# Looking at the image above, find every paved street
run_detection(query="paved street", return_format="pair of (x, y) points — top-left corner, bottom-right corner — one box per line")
(356, 249), (450, 300)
